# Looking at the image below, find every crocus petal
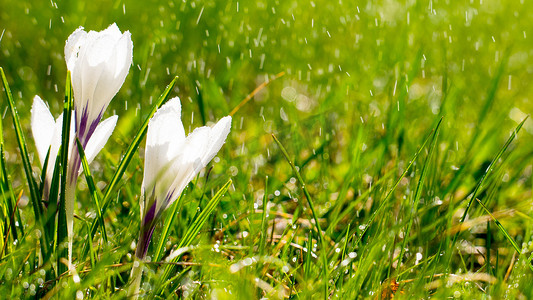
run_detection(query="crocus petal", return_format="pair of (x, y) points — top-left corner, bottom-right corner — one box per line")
(31, 95), (56, 166)
(92, 31), (133, 114)
(65, 23), (133, 143)
(201, 116), (232, 165)
(83, 115), (118, 166)
(157, 115), (232, 212)
(46, 113), (65, 173)
(143, 97), (185, 195)
(155, 127), (210, 213)
(31, 96), (77, 199)
(64, 27), (87, 71)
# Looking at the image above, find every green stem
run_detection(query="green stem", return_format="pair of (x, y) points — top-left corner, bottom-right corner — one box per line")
(272, 134), (329, 298)
(128, 256), (144, 299)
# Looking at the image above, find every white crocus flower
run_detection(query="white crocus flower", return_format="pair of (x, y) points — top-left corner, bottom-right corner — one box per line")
(62, 23), (132, 270)
(128, 97), (231, 298)
(138, 96), (231, 257)
(65, 23), (133, 144)
(31, 95), (118, 201)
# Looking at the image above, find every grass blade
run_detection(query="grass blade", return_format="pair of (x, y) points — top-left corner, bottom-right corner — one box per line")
(157, 179), (232, 296)
(229, 72), (285, 116)
(448, 116), (528, 268)
(179, 179), (231, 249)
(397, 117), (442, 274)
(474, 198), (521, 257)
(271, 133), (329, 298)
(0, 67), (48, 259)
(353, 120), (438, 248)
(76, 138), (107, 244)
(259, 176), (268, 257)
(153, 194), (183, 262)
(0, 136), (19, 242)
(56, 71), (73, 276)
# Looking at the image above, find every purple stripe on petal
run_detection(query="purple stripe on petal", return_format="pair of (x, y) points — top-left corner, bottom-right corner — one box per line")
(68, 104), (106, 186)
(135, 224), (156, 259)
(68, 153), (81, 185)
(76, 104), (88, 140)
(136, 201), (159, 259)
(164, 190), (175, 207)
(85, 110), (104, 142)
(142, 199), (158, 227)
(76, 102), (105, 145)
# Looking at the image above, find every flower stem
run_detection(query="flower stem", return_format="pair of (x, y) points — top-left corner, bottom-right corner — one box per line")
(128, 256), (143, 299)
(65, 181), (76, 271)
(65, 142), (81, 272)
(128, 224), (154, 299)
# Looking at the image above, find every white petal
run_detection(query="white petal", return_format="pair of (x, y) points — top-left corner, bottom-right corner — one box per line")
(146, 97), (184, 153)
(202, 116), (232, 165)
(161, 127), (210, 210)
(31, 95), (56, 167)
(83, 115), (118, 165)
(75, 48), (103, 121)
(97, 23), (122, 41)
(46, 113), (65, 177)
(92, 30), (133, 115)
(163, 116), (232, 209)
(143, 98), (185, 193)
(64, 27), (87, 71)
(38, 111), (69, 198)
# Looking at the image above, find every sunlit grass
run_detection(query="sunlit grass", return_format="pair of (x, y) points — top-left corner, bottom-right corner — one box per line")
(1, 0), (533, 298)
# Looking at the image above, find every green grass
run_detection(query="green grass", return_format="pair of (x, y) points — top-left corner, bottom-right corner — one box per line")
(1, 0), (533, 298)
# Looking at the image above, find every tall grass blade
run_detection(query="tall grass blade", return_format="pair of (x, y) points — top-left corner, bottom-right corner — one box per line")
(474, 198), (522, 259)
(0, 67), (48, 259)
(153, 194), (183, 262)
(397, 117), (442, 274)
(44, 156), (61, 254)
(76, 138), (107, 243)
(353, 120), (438, 248)
(259, 176), (268, 257)
(179, 179), (231, 248)
(196, 85), (206, 125)
(449, 116), (528, 268)
(56, 71), (73, 275)
(271, 133), (329, 298)
(157, 179), (232, 296)
(0, 135), (19, 242)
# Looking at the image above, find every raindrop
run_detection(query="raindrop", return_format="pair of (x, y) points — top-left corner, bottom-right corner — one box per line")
(280, 107), (289, 121)
(243, 257), (253, 266)
(196, 6), (204, 25)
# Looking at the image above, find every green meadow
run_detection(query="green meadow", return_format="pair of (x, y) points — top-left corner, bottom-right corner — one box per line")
(1, 0), (533, 298)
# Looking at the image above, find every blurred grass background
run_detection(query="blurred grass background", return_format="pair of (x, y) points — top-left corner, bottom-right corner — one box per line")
(1, 0), (533, 298)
